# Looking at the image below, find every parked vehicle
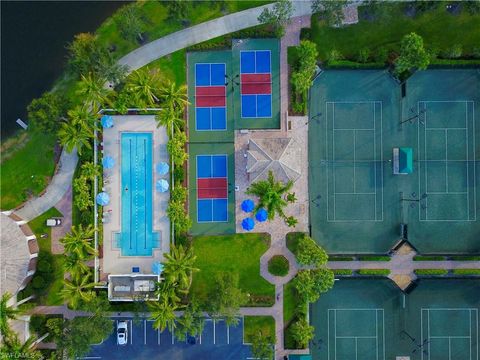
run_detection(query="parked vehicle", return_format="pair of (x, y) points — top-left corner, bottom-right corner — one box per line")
(45, 218), (62, 227)
(117, 321), (128, 345)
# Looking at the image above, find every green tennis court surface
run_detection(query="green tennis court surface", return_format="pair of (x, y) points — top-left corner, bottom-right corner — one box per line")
(311, 279), (480, 360)
(309, 69), (479, 253)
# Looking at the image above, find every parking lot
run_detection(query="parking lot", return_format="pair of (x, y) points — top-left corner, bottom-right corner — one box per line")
(82, 317), (252, 360)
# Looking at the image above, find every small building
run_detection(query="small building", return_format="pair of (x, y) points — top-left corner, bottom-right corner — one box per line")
(107, 274), (160, 302)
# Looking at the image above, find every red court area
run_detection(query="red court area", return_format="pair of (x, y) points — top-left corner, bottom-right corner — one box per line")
(196, 86), (226, 107)
(197, 178), (228, 198)
(241, 74), (272, 94)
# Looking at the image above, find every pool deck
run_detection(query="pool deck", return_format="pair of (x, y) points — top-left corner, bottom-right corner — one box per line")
(101, 115), (170, 277)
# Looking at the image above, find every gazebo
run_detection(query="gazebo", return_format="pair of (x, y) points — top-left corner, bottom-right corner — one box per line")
(246, 138), (302, 183)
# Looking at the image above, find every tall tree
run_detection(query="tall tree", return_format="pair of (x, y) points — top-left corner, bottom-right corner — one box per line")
(167, 132), (188, 166)
(296, 235), (329, 266)
(290, 318), (314, 348)
(115, 3), (146, 43)
(81, 161), (101, 181)
(246, 171), (293, 220)
(27, 92), (67, 132)
(58, 118), (93, 155)
(162, 244), (198, 291)
(60, 224), (96, 259)
(159, 80), (189, 111)
(251, 331), (275, 360)
(207, 272), (248, 326)
(166, 0), (189, 21)
(258, 0), (293, 37)
(68, 106), (97, 130)
(126, 69), (161, 108)
(293, 269), (335, 303)
(148, 300), (178, 332)
(174, 298), (205, 341)
(155, 105), (185, 134)
(76, 73), (111, 111)
(64, 253), (90, 277)
(0, 292), (21, 337)
(312, 0), (349, 27)
(61, 272), (99, 309)
(394, 32), (430, 76)
(0, 333), (42, 360)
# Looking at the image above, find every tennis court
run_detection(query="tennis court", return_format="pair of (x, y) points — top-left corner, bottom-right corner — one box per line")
(309, 69), (479, 254)
(311, 279), (480, 360)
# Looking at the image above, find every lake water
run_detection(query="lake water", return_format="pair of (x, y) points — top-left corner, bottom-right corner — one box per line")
(1, 1), (124, 138)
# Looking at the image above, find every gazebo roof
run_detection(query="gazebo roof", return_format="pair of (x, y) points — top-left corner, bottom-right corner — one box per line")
(0, 213), (34, 297)
(246, 138), (301, 183)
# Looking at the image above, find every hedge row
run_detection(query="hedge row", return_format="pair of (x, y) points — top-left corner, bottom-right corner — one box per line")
(329, 256), (355, 261)
(452, 269), (480, 275)
(358, 256), (391, 262)
(332, 269), (354, 276)
(357, 269), (391, 276)
(413, 255), (446, 261)
(414, 269), (449, 276)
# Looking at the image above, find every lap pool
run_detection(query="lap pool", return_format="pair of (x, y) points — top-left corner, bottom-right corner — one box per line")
(116, 132), (158, 256)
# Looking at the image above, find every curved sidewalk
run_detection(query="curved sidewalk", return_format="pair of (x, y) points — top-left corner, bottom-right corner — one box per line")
(119, 1), (313, 71)
(13, 148), (78, 222)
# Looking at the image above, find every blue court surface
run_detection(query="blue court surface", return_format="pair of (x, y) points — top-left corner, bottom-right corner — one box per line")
(83, 317), (252, 360)
(115, 133), (158, 256)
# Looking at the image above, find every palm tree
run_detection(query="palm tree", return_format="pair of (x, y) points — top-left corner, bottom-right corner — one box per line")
(61, 272), (99, 309)
(67, 105), (97, 130)
(246, 170), (293, 220)
(155, 105), (184, 134)
(76, 73), (110, 111)
(126, 69), (161, 108)
(58, 119), (93, 155)
(159, 80), (189, 111)
(0, 292), (21, 336)
(148, 300), (178, 332)
(81, 161), (101, 180)
(63, 253), (90, 277)
(162, 244), (198, 291)
(0, 333), (42, 360)
(60, 224), (97, 259)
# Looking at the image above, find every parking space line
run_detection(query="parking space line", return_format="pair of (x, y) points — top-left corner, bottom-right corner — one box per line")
(172, 330), (174, 344)
(144, 320), (146, 345)
(227, 325), (230, 344)
(158, 328), (160, 345)
(116, 320), (119, 345)
(130, 320), (132, 345)
(199, 331), (202, 344)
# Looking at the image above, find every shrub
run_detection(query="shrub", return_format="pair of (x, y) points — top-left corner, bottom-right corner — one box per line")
(332, 269), (353, 276)
(37, 259), (52, 273)
(326, 49), (343, 63)
(32, 276), (46, 289)
(329, 256), (354, 261)
(414, 269), (449, 276)
(30, 315), (48, 336)
(295, 235), (328, 266)
(356, 47), (370, 63)
(452, 269), (480, 275)
(357, 256), (390, 261)
(441, 44), (463, 59)
(473, 47), (480, 59)
(373, 47), (389, 63)
(357, 269), (390, 276)
(413, 255), (446, 261)
(268, 255), (290, 276)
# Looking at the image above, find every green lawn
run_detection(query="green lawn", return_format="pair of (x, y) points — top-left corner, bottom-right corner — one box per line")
(286, 232), (305, 257)
(243, 316), (275, 343)
(21, 208), (65, 306)
(0, 131), (57, 210)
(283, 281), (306, 349)
(190, 233), (275, 306)
(309, 3), (480, 61)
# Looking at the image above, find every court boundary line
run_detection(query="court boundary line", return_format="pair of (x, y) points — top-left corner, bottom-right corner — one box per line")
(325, 101), (384, 222)
(327, 308), (385, 360)
(194, 62), (228, 132)
(421, 308), (479, 360)
(195, 154), (229, 223)
(417, 100), (477, 222)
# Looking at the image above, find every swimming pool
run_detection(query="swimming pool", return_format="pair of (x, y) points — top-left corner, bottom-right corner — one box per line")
(116, 132), (158, 256)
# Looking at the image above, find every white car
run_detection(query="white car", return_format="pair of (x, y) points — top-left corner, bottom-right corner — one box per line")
(46, 218), (62, 227)
(117, 321), (128, 345)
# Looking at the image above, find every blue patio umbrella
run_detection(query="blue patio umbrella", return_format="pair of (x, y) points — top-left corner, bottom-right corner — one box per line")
(151, 262), (164, 275)
(96, 192), (110, 206)
(241, 199), (255, 213)
(101, 115), (114, 128)
(255, 208), (268, 222)
(242, 218), (255, 231)
(156, 162), (169, 175)
(102, 156), (115, 169)
(156, 179), (169, 193)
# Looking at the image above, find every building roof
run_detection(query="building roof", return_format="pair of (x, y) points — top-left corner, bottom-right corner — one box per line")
(108, 274), (160, 302)
(0, 213), (35, 297)
(246, 138), (301, 183)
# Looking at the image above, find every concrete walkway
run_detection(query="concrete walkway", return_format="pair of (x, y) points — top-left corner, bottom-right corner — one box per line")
(119, 1), (313, 71)
(13, 148), (78, 222)
(51, 186), (73, 254)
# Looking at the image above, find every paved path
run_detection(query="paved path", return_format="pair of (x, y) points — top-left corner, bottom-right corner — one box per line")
(119, 1), (313, 71)
(51, 186), (73, 254)
(13, 148), (78, 222)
